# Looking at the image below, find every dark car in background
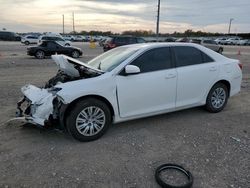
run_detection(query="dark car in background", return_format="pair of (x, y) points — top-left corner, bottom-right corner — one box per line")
(103, 36), (146, 51)
(0, 31), (21, 41)
(27, 41), (82, 59)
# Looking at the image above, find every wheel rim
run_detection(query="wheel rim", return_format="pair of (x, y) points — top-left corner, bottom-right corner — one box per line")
(36, 51), (44, 59)
(211, 88), (226, 109)
(72, 51), (79, 58)
(76, 106), (106, 136)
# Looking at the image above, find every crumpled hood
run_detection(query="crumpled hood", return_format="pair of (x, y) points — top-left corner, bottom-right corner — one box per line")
(51, 55), (104, 77)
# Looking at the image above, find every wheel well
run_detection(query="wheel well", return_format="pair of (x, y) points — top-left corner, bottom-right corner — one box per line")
(63, 95), (114, 126)
(214, 80), (231, 95)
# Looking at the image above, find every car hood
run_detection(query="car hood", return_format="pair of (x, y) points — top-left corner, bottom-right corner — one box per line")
(51, 55), (104, 77)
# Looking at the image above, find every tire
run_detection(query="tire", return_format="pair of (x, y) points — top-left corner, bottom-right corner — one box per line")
(66, 98), (112, 142)
(25, 41), (30, 45)
(205, 83), (229, 113)
(218, 48), (223, 54)
(35, 50), (45, 59)
(71, 50), (80, 58)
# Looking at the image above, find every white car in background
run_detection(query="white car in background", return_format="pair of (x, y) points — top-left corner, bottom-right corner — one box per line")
(74, 35), (86, 42)
(17, 43), (242, 141)
(236, 39), (248, 46)
(38, 35), (71, 46)
(225, 38), (241, 45)
(215, 37), (227, 45)
(21, 35), (39, 45)
(62, 35), (75, 41)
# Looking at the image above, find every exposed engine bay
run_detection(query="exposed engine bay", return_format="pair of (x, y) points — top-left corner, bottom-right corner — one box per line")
(16, 55), (103, 127)
(45, 55), (102, 88)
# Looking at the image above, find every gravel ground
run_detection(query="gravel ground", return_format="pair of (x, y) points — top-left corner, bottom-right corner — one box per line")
(0, 42), (249, 188)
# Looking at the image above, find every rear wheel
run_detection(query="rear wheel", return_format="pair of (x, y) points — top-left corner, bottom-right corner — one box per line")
(25, 41), (30, 45)
(66, 98), (111, 142)
(205, 83), (229, 113)
(71, 50), (80, 58)
(35, 50), (45, 59)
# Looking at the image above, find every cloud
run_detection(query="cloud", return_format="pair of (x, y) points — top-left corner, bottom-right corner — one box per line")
(0, 0), (249, 33)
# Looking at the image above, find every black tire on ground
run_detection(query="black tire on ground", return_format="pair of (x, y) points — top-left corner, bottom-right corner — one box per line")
(71, 50), (80, 58)
(205, 82), (229, 113)
(25, 41), (30, 45)
(35, 50), (45, 59)
(66, 98), (112, 142)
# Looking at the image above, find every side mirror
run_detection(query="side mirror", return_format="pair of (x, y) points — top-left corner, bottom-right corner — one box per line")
(125, 65), (140, 75)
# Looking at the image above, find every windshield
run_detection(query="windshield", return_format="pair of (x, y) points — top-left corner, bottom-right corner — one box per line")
(88, 46), (139, 72)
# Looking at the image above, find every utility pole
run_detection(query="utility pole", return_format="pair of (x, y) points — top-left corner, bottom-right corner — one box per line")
(72, 12), (75, 33)
(228, 18), (234, 34)
(156, 0), (161, 41)
(62, 14), (65, 34)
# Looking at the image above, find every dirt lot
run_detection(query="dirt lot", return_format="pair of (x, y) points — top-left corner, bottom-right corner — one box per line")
(0, 42), (249, 188)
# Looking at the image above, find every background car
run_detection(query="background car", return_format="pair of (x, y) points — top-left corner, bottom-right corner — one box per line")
(27, 41), (82, 59)
(191, 39), (223, 53)
(74, 35), (86, 42)
(103, 35), (146, 51)
(236, 39), (248, 46)
(225, 38), (241, 45)
(0, 31), (21, 41)
(21, 35), (39, 45)
(215, 37), (227, 45)
(38, 35), (71, 46)
(62, 35), (75, 41)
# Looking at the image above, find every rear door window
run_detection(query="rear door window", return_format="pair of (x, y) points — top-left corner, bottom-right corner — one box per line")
(174, 46), (214, 67)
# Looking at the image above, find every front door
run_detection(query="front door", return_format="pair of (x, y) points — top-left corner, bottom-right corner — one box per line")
(116, 47), (177, 118)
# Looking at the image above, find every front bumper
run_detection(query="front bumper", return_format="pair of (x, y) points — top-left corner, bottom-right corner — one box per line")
(16, 85), (55, 126)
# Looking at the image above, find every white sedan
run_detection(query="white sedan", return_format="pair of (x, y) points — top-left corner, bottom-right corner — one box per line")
(17, 43), (242, 141)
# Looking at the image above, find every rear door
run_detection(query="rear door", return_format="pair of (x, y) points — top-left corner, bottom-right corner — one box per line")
(173, 46), (219, 108)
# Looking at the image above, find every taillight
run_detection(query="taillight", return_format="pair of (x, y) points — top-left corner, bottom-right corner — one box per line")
(107, 41), (116, 48)
(238, 62), (243, 70)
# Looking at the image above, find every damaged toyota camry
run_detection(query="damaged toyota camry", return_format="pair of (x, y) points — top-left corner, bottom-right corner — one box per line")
(16, 43), (242, 141)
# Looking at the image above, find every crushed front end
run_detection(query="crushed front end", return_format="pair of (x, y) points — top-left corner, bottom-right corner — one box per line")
(16, 84), (64, 129)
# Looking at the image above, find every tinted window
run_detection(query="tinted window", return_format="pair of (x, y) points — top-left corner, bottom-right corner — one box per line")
(174, 46), (203, 67)
(131, 47), (172, 73)
(115, 37), (128, 43)
(137, 38), (145, 43)
(128, 37), (136, 44)
(47, 42), (56, 48)
(202, 52), (214, 63)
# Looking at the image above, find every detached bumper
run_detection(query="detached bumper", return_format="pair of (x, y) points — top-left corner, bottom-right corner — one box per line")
(16, 85), (55, 126)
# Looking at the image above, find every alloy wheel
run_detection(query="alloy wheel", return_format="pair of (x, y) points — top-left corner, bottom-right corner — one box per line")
(76, 106), (106, 136)
(211, 87), (226, 109)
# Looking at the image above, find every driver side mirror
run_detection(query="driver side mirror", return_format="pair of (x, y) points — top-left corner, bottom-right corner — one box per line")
(125, 65), (140, 75)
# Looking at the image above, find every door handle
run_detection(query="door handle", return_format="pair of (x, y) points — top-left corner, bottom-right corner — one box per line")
(165, 74), (176, 79)
(209, 67), (217, 71)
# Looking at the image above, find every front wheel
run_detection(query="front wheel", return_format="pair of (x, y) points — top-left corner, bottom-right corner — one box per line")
(66, 98), (111, 142)
(205, 83), (229, 113)
(71, 50), (80, 58)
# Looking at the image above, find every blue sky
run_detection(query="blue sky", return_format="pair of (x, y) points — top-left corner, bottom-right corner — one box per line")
(0, 0), (249, 33)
